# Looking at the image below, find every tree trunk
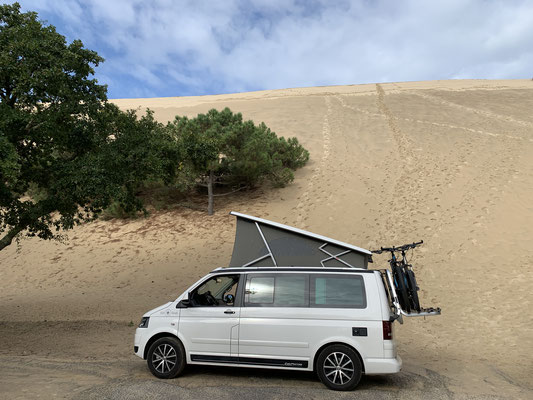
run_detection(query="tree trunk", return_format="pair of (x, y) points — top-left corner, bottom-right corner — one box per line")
(0, 226), (24, 252)
(207, 169), (214, 215)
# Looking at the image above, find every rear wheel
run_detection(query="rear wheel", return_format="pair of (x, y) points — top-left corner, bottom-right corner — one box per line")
(316, 345), (362, 391)
(147, 337), (186, 379)
(406, 269), (421, 312)
(392, 265), (411, 312)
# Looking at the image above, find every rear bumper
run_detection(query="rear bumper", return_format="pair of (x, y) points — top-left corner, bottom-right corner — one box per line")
(364, 356), (402, 374)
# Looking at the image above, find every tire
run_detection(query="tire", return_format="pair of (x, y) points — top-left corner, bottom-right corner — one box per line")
(406, 269), (421, 312)
(316, 345), (362, 391)
(392, 265), (411, 313)
(147, 337), (186, 379)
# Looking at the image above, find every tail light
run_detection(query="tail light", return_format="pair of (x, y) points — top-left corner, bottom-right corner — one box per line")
(383, 321), (392, 340)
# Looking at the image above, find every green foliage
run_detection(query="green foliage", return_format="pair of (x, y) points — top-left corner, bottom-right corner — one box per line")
(274, 136), (310, 170)
(0, 3), (309, 248)
(0, 4), (179, 250)
(101, 201), (138, 221)
(90, 107), (180, 213)
(221, 120), (309, 188)
(26, 182), (48, 203)
(167, 107), (309, 212)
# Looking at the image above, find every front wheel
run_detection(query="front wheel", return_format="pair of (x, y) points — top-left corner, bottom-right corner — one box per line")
(316, 345), (362, 391)
(147, 337), (186, 379)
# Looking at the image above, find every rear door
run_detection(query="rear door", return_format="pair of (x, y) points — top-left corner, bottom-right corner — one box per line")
(307, 272), (385, 360)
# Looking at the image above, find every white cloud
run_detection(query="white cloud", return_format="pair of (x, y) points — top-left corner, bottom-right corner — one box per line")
(10, 0), (533, 97)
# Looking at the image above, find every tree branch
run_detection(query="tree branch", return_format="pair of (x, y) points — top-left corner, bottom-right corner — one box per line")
(0, 225), (25, 252)
(212, 186), (249, 197)
(25, 120), (46, 133)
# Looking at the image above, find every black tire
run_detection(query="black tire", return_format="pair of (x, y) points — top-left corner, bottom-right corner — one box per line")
(392, 265), (411, 313)
(406, 269), (421, 312)
(147, 337), (186, 379)
(316, 345), (362, 391)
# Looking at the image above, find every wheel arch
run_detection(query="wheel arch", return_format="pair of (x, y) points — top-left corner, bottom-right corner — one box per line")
(143, 332), (182, 360)
(313, 341), (365, 373)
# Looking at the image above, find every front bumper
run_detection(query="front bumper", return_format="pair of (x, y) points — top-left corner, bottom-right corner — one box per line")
(364, 356), (402, 374)
(134, 329), (146, 359)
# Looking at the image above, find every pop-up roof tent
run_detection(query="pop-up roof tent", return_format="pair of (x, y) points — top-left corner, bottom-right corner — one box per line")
(229, 212), (372, 269)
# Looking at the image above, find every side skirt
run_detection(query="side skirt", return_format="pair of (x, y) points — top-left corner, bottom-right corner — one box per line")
(190, 354), (308, 369)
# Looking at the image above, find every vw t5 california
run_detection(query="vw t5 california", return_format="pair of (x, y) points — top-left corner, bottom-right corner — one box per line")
(134, 212), (439, 391)
(135, 266), (403, 390)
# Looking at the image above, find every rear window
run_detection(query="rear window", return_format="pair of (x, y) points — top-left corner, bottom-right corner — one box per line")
(310, 274), (366, 308)
(245, 274), (309, 307)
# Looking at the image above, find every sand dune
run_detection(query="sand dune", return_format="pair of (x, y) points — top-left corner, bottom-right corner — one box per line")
(1, 79), (532, 398)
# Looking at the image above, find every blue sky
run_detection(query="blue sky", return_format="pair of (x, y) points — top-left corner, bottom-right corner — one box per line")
(9, 0), (533, 99)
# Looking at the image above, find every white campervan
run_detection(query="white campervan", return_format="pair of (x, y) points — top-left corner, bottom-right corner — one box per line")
(135, 267), (400, 390)
(134, 213), (440, 391)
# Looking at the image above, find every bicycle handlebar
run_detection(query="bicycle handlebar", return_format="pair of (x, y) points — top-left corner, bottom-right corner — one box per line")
(371, 240), (423, 254)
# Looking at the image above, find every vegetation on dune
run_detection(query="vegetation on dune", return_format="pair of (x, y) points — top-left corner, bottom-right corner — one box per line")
(0, 3), (179, 250)
(0, 3), (309, 251)
(168, 108), (309, 215)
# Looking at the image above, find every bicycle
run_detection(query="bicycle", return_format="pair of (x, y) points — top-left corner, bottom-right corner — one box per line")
(372, 241), (423, 313)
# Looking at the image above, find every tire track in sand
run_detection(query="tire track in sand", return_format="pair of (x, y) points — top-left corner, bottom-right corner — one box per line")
(376, 84), (417, 167)
(334, 95), (383, 119)
(336, 92), (530, 142)
(374, 85), (527, 256)
(335, 86), (516, 247)
(398, 117), (532, 142)
(293, 96), (332, 229)
(411, 91), (533, 131)
(374, 84), (427, 242)
(373, 84), (494, 246)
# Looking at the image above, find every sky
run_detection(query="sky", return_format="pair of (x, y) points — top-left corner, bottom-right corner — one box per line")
(8, 0), (533, 99)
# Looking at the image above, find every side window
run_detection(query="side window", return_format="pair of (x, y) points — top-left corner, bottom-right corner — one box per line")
(275, 275), (308, 307)
(190, 275), (240, 307)
(245, 274), (309, 307)
(311, 274), (366, 308)
(247, 277), (274, 304)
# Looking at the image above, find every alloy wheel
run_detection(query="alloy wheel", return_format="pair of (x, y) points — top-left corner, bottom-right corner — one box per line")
(152, 343), (177, 374)
(323, 351), (355, 385)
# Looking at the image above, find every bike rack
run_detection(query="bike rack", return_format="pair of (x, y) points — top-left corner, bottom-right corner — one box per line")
(383, 269), (441, 323)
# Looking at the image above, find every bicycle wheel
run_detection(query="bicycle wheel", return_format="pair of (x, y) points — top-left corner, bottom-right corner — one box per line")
(392, 265), (411, 312)
(406, 269), (421, 312)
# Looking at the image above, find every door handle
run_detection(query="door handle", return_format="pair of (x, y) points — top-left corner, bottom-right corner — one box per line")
(224, 309), (235, 314)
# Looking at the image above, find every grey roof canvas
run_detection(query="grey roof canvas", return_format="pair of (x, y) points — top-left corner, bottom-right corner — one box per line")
(229, 212), (371, 269)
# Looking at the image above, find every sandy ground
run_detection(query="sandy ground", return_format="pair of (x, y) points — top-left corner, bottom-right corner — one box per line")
(1, 79), (532, 399)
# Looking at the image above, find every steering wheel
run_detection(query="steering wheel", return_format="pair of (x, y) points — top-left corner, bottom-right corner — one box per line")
(204, 291), (218, 306)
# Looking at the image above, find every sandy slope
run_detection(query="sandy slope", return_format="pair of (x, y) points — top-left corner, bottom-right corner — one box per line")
(1, 80), (532, 398)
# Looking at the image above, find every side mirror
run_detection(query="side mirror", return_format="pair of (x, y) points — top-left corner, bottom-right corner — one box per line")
(176, 292), (191, 308)
(223, 293), (235, 305)
(176, 299), (190, 308)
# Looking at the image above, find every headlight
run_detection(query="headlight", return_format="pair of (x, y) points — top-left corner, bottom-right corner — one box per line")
(138, 317), (150, 328)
